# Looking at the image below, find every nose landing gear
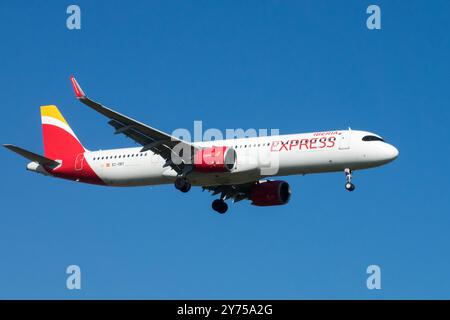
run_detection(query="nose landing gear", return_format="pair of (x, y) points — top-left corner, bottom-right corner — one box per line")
(174, 176), (191, 193)
(344, 168), (355, 192)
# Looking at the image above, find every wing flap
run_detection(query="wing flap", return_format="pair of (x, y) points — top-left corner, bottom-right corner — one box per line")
(203, 182), (256, 202)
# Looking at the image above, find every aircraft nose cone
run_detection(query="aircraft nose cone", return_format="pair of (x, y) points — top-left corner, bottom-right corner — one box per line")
(386, 144), (399, 161)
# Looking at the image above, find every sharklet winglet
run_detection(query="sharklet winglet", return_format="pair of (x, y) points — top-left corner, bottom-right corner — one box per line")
(70, 75), (86, 99)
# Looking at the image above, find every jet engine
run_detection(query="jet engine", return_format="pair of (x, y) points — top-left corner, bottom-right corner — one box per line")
(193, 146), (237, 173)
(250, 180), (291, 206)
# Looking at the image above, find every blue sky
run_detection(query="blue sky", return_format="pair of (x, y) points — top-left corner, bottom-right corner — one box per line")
(1, 0), (449, 299)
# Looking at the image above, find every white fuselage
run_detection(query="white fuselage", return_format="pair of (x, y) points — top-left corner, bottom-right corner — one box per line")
(80, 129), (398, 187)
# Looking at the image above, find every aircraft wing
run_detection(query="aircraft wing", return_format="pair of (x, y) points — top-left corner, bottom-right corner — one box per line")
(3, 144), (60, 168)
(70, 76), (198, 174)
(203, 182), (256, 203)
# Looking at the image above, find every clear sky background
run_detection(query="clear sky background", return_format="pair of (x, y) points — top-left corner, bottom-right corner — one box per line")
(1, 0), (449, 299)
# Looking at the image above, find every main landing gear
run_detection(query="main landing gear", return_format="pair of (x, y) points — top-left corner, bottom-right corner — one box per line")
(174, 176), (228, 214)
(344, 168), (355, 192)
(174, 176), (191, 193)
(212, 199), (228, 214)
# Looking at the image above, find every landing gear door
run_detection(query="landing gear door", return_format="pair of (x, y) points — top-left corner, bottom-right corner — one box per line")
(338, 129), (352, 150)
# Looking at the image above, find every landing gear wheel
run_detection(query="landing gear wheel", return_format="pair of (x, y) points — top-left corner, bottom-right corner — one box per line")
(212, 199), (228, 214)
(345, 182), (355, 192)
(174, 177), (191, 193)
(344, 168), (355, 192)
(181, 183), (191, 193)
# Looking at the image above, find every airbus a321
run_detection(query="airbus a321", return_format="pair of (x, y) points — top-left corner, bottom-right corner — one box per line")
(4, 77), (399, 214)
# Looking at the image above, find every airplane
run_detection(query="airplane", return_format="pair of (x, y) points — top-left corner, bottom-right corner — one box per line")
(4, 76), (399, 214)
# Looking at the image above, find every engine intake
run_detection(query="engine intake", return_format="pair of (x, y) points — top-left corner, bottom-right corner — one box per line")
(250, 180), (291, 206)
(194, 146), (236, 173)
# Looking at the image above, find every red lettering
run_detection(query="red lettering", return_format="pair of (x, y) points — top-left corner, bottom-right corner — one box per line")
(270, 141), (279, 152)
(327, 137), (336, 148)
(279, 141), (289, 151)
(289, 139), (299, 150)
(310, 138), (318, 149)
(299, 139), (309, 150)
(319, 137), (327, 148)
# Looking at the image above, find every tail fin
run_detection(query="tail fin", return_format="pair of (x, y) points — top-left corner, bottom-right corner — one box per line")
(40, 105), (85, 160)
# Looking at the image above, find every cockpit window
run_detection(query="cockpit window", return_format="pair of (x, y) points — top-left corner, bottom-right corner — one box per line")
(362, 135), (384, 142)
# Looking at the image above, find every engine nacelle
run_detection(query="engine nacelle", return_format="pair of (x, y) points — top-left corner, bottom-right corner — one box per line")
(193, 146), (236, 173)
(250, 180), (291, 206)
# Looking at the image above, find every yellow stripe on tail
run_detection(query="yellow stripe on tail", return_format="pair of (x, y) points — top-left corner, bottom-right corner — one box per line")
(40, 105), (69, 126)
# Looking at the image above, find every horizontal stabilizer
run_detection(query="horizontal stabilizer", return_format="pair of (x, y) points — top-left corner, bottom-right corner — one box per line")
(3, 144), (60, 168)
